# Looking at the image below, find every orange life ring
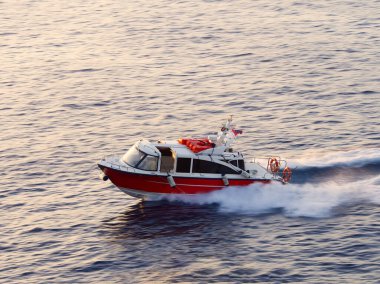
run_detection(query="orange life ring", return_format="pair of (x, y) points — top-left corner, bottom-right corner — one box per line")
(267, 157), (280, 173)
(282, 166), (292, 183)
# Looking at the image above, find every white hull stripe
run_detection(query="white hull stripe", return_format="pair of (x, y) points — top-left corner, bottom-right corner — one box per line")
(118, 187), (191, 199)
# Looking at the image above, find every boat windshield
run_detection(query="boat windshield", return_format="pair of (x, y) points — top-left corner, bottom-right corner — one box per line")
(122, 146), (158, 171)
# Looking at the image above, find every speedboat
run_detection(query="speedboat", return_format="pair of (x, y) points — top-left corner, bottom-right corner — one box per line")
(98, 117), (292, 199)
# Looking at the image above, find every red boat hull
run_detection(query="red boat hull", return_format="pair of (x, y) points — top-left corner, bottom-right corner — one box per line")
(100, 165), (271, 196)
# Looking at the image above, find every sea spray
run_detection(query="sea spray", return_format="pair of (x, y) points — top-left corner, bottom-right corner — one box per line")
(161, 149), (380, 217)
(164, 175), (380, 218)
(290, 148), (380, 169)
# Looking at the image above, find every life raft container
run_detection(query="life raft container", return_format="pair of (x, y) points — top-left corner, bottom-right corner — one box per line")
(178, 138), (215, 153)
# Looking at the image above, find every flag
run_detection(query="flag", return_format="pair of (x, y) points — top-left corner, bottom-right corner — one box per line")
(232, 129), (243, 136)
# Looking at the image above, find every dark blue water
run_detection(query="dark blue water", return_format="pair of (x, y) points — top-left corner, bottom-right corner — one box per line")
(1, 0), (379, 283)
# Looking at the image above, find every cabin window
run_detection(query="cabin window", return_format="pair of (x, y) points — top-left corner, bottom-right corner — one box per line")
(230, 160), (238, 167)
(176, 158), (191, 173)
(137, 155), (159, 171)
(192, 159), (238, 174)
(192, 159), (218, 173)
(218, 164), (239, 175)
(238, 159), (245, 170)
(122, 146), (158, 171)
(123, 146), (144, 167)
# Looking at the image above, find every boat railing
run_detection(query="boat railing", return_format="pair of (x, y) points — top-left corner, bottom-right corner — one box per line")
(251, 156), (289, 182)
(251, 156), (288, 169)
(101, 154), (137, 173)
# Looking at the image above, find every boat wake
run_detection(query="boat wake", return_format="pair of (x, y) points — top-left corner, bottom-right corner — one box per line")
(163, 149), (380, 218)
(291, 148), (380, 169)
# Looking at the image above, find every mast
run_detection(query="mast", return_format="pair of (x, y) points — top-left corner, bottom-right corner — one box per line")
(216, 116), (241, 148)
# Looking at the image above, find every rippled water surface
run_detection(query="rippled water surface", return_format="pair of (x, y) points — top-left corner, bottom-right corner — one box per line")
(1, 0), (380, 283)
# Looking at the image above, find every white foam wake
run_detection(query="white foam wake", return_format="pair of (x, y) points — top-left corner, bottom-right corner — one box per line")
(290, 148), (380, 169)
(164, 175), (380, 218)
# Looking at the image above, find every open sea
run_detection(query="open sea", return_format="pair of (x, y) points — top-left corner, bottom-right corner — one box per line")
(1, 0), (380, 283)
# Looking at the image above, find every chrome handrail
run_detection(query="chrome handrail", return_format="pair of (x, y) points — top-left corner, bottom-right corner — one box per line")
(250, 156), (289, 168)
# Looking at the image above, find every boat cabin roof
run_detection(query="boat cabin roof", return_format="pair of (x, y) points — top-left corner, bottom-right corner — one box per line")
(136, 139), (161, 156)
(152, 140), (198, 158)
(127, 139), (246, 174)
(135, 139), (243, 160)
